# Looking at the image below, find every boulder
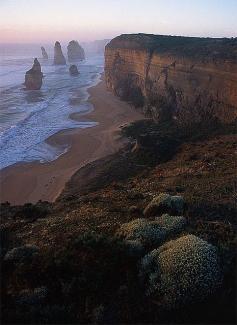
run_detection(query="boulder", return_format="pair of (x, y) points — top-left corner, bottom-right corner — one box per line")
(67, 40), (85, 62)
(54, 41), (66, 65)
(41, 46), (48, 59)
(144, 193), (184, 217)
(4, 244), (39, 262)
(69, 64), (79, 76)
(24, 58), (43, 90)
(140, 235), (222, 309)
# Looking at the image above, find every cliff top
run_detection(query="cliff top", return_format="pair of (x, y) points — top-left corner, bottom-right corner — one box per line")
(106, 33), (237, 61)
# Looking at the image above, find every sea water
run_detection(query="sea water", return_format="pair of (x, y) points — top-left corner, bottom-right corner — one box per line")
(0, 44), (104, 170)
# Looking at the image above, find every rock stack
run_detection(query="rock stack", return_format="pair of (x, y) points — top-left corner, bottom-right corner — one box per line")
(24, 58), (43, 90)
(69, 65), (79, 76)
(41, 46), (48, 60)
(54, 41), (66, 65)
(67, 40), (85, 62)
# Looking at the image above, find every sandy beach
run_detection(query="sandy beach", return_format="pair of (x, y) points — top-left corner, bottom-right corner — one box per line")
(0, 78), (142, 205)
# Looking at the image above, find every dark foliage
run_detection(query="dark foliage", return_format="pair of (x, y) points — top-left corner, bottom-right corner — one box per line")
(1, 233), (146, 324)
(1, 201), (52, 220)
(1, 118), (236, 324)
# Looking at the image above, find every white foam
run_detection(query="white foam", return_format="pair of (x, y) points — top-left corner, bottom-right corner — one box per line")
(0, 54), (104, 169)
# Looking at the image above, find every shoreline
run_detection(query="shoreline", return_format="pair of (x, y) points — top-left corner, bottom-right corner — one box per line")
(0, 78), (143, 205)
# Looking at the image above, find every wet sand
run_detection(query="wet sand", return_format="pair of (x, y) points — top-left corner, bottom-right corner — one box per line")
(0, 79), (142, 205)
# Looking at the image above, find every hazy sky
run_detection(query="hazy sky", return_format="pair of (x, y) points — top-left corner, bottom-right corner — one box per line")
(0, 0), (236, 43)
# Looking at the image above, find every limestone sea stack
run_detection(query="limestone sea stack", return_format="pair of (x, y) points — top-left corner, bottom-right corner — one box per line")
(69, 65), (79, 76)
(24, 58), (43, 90)
(54, 41), (66, 65)
(41, 46), (48, 60)
(67, 40), (85, 62)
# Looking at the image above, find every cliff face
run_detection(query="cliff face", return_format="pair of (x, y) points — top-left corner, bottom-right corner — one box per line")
(105, 34), (237, 123)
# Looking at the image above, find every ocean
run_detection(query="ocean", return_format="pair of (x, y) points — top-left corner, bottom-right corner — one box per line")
(0, 44), (104, 170)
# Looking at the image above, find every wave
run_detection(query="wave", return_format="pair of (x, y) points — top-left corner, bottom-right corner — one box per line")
(0, 54), (104, 170)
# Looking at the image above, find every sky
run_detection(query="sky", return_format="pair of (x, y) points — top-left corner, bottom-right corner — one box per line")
(0, 0), (236, 43)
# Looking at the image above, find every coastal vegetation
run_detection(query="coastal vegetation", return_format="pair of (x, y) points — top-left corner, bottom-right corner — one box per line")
(1, 117), (236, 324)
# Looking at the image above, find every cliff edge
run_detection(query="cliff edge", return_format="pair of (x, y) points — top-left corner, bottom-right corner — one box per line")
(105, 34), (237, 123)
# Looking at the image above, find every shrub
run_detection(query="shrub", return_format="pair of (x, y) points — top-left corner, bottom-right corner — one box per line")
(125, 239), (146, 257)
(118, 214), (187, 250)
(140, 234), (222, 309)
(144, 193), (184, 217)
(117, 218), (166, 247)
(4, 245), (39, 263)
(16, 287), (48, 306)
(154, 214), (187, 236)
(15, 202), (52, 219)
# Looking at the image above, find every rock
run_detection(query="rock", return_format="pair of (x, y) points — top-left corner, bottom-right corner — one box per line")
(69, 64), (79, 76)
(41, 46), (48, 59)
(4, 244), (39, 262)
(140, 235), (222, 309)
(24, 58), (43, 90)
(54, 41), (66, 65)
(144, 193), (184, 217)
(67, 40), (85, 62)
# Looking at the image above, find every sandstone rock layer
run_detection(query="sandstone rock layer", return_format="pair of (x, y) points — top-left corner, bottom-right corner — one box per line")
(105, 34), (237, 123)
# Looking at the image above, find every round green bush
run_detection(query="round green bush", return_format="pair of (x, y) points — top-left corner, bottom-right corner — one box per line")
(117, 218), (167, 247)
(154, 214), (187, 235)
(140, 234), (222, 309)
(144, 193), (184, 217)
(118, 215), (187, 248)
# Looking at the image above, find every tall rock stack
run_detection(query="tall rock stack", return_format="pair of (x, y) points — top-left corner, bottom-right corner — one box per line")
(67, 40), (85, 62)
(54, 41), (66, 65)
(41, 46), (48, 60)
(24, 58), (43, 90)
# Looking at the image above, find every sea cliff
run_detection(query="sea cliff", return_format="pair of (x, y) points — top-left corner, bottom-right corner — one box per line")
(105, 34), (237, 123)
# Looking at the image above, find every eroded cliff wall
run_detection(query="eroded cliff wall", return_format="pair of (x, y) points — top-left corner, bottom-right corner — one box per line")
(105, 34), (237, 123)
